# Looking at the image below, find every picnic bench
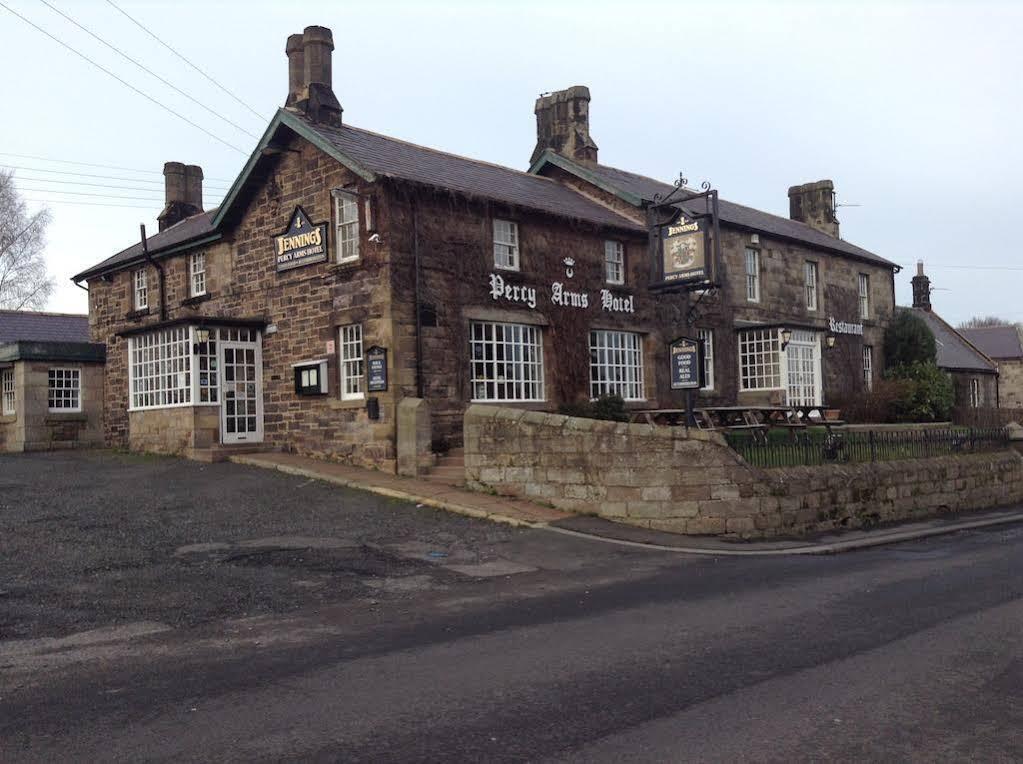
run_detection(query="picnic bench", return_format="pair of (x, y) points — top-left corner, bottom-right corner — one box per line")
(630, 405), (845, 442)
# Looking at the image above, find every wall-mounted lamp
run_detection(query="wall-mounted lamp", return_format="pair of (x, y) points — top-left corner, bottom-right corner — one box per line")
(825, 334), (837, 350)
(780, 328), (793, 351)
(195, 327), (211, 344)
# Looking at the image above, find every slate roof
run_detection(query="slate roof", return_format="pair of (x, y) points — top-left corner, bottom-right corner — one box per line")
(290, 113), (643, 232)
(906, 308), (997, 373)
(0, 310), (90, 343)
(959, 325), (1023, 360)
(73, 209), (218, 282)
(533, 155), (897, 269)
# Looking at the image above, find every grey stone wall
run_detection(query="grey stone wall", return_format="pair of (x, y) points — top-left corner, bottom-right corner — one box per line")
(465, 405), (1023, 539)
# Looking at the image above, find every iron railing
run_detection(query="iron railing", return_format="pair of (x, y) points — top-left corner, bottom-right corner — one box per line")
(726, 427), (1010, 468)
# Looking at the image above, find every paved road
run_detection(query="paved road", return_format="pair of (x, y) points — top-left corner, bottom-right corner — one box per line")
(3, 453), (1023, 761)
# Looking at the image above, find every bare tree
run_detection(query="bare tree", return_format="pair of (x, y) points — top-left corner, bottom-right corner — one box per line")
(958, 316), (1020, 330)
(0, 170), (54, 310)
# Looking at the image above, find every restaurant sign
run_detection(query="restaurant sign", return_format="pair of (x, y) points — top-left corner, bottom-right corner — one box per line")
(828, 317), (864, 336)
(660, 216), (707, 285)
(669, 336), (702, 390)
(274, 206), (328, 272)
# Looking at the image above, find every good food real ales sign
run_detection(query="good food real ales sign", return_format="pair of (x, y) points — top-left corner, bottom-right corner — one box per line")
(670, 336), (702, 390)
(274, 206), (328, 272)
(660, 215), (707, 284)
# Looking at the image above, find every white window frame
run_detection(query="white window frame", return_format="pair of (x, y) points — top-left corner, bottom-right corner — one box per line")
(745, 248), (760, 303)
(47, 368), (81, 413)
(190, 252), (207, 297)
(493, 219), (520, 271)
(804, 261), (818, 311)
(589, 330), (644, 401)
(1, 368), (14, 415)
(339, 324), (364, 401)
(604, 240), (624, 285)
(859, 273), (870, 319)
(863, 345), (873, 392)
(738, 328), (782, 391)
(698, 329), (714, 391)
(470, 321), (544, 402)
(784, 330), (823, 407)
(128, 327), (193, 411)
(970, 378), (981, 408)
(134, 268), (148, 311)
(334, 191), (360, 263)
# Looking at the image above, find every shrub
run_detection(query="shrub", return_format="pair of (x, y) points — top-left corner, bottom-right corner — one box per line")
(832, 378), (914, 424)
(884, 310), (937, 368)
(558, 394), (629, 422)
(885, 361), (954, 422)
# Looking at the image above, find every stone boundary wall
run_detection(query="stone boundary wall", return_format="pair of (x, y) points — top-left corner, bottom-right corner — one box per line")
(464, 405), (1023, 539)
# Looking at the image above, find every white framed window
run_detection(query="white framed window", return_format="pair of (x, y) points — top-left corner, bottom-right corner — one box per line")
(470, 321), (544, 402)
(970, 378), (981, 408)
(698, 328), (714, 391)
(862, 345), (873, 392)
(47, 368), (81, 412)
(196, 331), (219, 404)
(129, 327), (192, 410)
(493, 219), (519, 271)
(858, 273), (870, 319)
(745, 248), (760, 302)
(604, 240), (624, 285)
(190, 252), (207, 297)
(804, 261), (818, 311)
(785, 330), (822, 407)
(738, 328), (782, 391)
(335, 191), (360, 263)
(134, 268), (148, 311)
(2, 368), (14, 415)
(339, 323), (364, 400)
(589, 330), (644, 401)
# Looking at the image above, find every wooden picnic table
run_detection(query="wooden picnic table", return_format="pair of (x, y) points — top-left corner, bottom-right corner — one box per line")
(629, 405), (843, 442)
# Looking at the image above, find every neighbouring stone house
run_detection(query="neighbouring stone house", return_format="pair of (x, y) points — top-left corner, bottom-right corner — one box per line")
(0, 310), (106, 452)
(907, 263), (999, 408)
(73, 24), (900, 469)
(961, 323), (1023, 409)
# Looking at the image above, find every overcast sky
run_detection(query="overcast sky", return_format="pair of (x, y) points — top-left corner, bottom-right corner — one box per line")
(2, 0), (1020, 326)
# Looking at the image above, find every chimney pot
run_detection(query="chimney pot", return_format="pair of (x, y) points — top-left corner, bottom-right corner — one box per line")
(788, 179), (839, 238)
(530, 85), (599, 166)
(158, 161), (203, 232)
(285, 33), (305, 107)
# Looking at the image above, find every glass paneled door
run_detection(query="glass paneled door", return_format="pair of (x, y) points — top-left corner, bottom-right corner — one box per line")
(785, 330), (822, 407)
(220, 340), (263, 444)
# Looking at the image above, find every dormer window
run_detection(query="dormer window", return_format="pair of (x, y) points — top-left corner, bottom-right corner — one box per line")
(493, 219), (519, 271)
(334, 190), (360, 263)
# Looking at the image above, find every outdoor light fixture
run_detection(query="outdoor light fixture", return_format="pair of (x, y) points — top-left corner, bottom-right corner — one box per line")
(195, 327), (211, 344)
(780, 328), (793, 350)
(825, 334), (837, 349)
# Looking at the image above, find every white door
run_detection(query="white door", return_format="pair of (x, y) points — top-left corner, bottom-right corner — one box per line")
(220, 341), (263, 444)
(785, 331), (822, 407)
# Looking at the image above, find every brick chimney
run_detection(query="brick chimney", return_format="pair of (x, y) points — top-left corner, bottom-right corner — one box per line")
(530, 86), (598, 166)
(787, 179), (839, 238)
(912, 260), (932, 311)
(285, 26), (342, 125)
(157, 162), (203, 232)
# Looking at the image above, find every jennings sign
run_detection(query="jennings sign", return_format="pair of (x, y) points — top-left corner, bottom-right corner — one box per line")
(669, 336), (702, 390)
(274, 206), (328, 272)
(659, 215), (708, 285)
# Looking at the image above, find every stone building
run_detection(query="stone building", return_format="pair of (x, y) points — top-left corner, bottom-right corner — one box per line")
(907, 263), (999, 408)
(0, 311), (106, 452)
(961, 324), (1023, 409)
(74, 25), (899, 469)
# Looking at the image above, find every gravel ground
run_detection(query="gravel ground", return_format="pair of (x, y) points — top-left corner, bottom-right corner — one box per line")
(0, 450), (523, 640)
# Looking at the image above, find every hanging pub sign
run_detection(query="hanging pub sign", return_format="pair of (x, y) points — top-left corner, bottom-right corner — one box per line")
(669, 336), (702, 390)
(366, 346), (388, 392)
(660, 215), (707, 285)
(274, 206), (329, 272)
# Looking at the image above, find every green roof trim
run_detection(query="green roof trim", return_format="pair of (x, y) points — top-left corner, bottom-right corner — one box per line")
(211, 109), (377, 229)
(528, 151), (646, 207)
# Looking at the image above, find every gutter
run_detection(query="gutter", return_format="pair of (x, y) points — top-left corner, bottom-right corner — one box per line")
(140, 223), (167, 322)
(72, 232), (222, 285)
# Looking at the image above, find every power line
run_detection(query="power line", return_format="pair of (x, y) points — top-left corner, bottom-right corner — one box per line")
(0, 152), (234, 182)
(24, 198), (162, 209)
(37, 0), (260, 139)
(13, 175), (214, 193)
(0, 1), (247, 154)
(17, 187), (223, 201)
(0, 164), (230, 189)
(104, 0), (265, 122)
